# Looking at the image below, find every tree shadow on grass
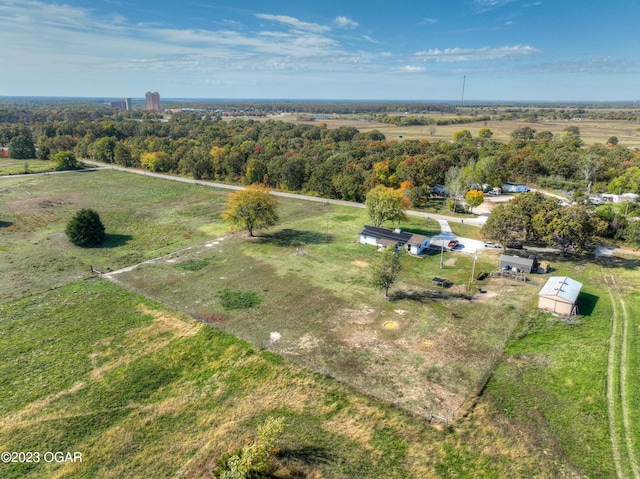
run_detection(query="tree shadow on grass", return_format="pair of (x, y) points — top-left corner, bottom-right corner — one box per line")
(99, 233), (133, 248)
(260, 228), (328, 247)
(598, 255), (640, 271)
(0, 220), (14, 228)
(276, 445), (333, 467)
(389, 289), (449, 303)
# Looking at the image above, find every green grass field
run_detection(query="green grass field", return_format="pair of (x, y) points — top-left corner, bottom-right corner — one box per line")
(0, 280), (589, 478)
(0, 170), (228, 302)
(0, 159), (58, 175)
(1, 168), (638, 478)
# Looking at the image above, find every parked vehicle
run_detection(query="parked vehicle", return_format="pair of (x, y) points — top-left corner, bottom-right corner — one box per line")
(484, 241), (501, 248)
(448, 240), (459, 249)
(507, 241), (523, 249)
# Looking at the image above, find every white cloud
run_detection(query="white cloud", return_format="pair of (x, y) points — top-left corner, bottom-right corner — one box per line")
(473, 0), (517, 13)
(414, 45), (539, 62)
(255, 13), (329, 33)
(420, 18), (438, 25)
(474, 0), (516, 8)
(398, 65), (426, 73)
(335, 16), (359, 29)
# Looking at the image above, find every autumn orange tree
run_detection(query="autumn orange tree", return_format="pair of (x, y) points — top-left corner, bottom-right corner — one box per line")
(221, 185), (279, 237)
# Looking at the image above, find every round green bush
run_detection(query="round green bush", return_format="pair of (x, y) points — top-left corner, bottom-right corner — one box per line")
(65, 209), (105, 247)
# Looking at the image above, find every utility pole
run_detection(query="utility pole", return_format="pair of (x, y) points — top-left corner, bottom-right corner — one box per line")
(468, 252), (478, 291)
(461, 75), (466, 106)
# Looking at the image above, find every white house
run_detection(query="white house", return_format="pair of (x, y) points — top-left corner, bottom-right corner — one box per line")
(502, 182), (528, 193)
(538, 276), (583, 316)
(359, 226), (430, 255)
(600, 193), (639, 204)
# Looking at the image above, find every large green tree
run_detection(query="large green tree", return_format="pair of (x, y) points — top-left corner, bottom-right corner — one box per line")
(221, 185), (279, 237)
(481, 204), (526, 252)
(510, 192), (558, 242)
(534, 204), (606, 257)
(8, 135), (35, 159)
(52, 150), (80, 170)
(365, 185), (408, 227)
(89, 137), (117, 163)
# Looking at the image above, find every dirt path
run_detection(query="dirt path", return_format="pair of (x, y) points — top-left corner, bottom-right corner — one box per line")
(603, 269), (639, 478)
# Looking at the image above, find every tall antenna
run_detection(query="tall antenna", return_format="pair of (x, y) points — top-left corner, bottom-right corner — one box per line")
(461, 75), (466, 106)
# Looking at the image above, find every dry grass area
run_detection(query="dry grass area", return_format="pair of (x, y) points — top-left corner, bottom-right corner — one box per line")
(278, 113), (640, 147)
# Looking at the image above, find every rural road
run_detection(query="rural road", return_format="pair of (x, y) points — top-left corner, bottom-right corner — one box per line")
(80, 160), (489, 227)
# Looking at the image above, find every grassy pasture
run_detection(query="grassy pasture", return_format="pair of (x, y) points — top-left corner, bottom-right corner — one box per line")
(0, 159), (57, 175)
(0, 280), (569, 478)
(2, 168), (639, 478)
(0, 170), (228, 302)
(1, 169), (527, 417)
(104, 193), (530, 418)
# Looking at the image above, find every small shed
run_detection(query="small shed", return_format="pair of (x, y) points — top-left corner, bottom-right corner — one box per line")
(538, 276), (582, 316)
(499, 254), (536, 273)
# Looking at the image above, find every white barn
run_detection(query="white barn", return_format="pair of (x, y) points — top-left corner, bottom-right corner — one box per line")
(538, 276), (583, 316)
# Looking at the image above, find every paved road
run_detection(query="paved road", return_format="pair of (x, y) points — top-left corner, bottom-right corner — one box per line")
(81, 160), (489, 227)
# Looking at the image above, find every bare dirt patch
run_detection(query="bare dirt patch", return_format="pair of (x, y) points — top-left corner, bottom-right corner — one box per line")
(351, 260), (369, 268)
(344, 329), (379, 348)
(473, 290), (498, 303)
(339, 307), (377, 325)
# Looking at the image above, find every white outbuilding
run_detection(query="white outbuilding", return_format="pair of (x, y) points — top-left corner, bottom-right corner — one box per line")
(538, 276), (583, 316)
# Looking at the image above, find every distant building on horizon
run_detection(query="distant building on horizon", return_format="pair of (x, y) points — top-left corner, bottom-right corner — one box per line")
(110, 100), (126, 110)
(111, 98), (133, 111)
(145, 91), (161, 111)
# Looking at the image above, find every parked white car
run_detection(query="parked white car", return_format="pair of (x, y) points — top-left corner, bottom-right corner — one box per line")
(484, 241), (501, 248)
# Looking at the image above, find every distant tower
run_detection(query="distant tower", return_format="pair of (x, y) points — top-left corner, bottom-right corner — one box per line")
(145, 91), (161, 111)
(125, 98), (132, 111)
(461, 75), (466, 106)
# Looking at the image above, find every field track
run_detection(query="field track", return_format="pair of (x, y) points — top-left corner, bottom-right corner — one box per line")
(603, 268), (639, 479)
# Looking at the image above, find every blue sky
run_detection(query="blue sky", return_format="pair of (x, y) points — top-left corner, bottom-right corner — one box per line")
(2, 0), (639, 101)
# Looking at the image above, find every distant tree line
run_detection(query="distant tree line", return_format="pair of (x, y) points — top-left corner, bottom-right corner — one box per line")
(1, 106), (638, 199)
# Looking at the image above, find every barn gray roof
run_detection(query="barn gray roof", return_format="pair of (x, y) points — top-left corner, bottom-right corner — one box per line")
(500, 254), (534, 268)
